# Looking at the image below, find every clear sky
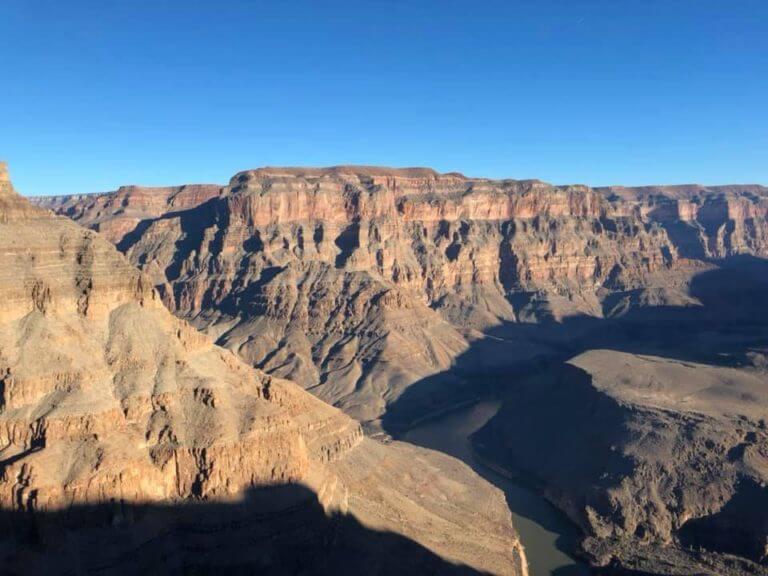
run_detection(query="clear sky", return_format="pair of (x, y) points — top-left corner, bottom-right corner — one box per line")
(1, 1), (766, 196)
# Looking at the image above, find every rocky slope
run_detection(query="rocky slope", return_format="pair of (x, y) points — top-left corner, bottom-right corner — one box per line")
(475, 350), (768, 575)
(2, 162), (525, 575)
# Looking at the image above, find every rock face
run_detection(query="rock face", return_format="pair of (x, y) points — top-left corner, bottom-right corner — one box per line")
(2, 164), (525, 575)
(475, 351), (768, 575)
(33, 167), (768, 426)
(600, 184), (768, 259)
(32, 164), (768, 574)
(36, 183), (223, 244)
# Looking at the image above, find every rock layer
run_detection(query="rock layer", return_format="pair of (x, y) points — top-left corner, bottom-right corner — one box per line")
(475, 351), (768, 575)
(33, 167), (768, 426)
(32, 165), (768, 574)
(3, 165), (524, 575)
(36, 183), (223, 244)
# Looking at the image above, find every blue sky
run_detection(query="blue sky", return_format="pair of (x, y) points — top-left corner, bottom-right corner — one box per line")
(1, 1), (766, 196)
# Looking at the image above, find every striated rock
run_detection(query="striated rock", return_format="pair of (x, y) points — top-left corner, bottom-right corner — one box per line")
(1, 162), (41, 223)
(34, 183), (223, 244)
(35, 166), (757, 424)
(600, 184), (768, 259)
(0, 175), (352, 509)
(32, 164), (768, 574)
(475, 351), (768, 575)
(2, 166), (525, 575)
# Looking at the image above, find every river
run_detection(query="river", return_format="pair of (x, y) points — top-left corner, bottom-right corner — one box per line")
(403, 400), (590, 576)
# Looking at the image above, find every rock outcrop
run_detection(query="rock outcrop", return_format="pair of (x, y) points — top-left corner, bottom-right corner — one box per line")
(475, 351), (768, 575)
(3, 164), (525, 575)
(600, 184), (768, 259)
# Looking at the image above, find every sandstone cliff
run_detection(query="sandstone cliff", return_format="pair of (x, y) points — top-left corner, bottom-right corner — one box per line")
(600, 184), (768, 259)
(3, 163), (525, 575)
(32, 167), (768, 426)
(36, 183), (223, 244)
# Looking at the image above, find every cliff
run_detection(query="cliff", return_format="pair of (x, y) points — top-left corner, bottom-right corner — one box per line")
(32, 164), (768, 574)
(32, 167), (768, 425)
(475, 350), (768, 575)
(3, 166), (525, 575)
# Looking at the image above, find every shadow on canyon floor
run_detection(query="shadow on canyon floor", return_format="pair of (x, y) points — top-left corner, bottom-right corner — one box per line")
(678, 477), (768, 563)
(384, 255), (768, 434)
(0, 483), (484, 576)
(384, 255), (768, 574)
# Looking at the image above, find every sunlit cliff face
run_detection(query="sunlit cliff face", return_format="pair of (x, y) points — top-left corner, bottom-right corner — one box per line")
(0, 165), (525, 575)
(33, 167), (768, 426)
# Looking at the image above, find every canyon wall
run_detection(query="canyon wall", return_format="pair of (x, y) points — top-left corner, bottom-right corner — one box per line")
(3, 163), (525, 575)
(33, 167), (768, 426)
(32, 164), (768, 574)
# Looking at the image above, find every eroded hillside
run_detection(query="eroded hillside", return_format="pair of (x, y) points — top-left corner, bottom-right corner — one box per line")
(2, 162), (525, 575)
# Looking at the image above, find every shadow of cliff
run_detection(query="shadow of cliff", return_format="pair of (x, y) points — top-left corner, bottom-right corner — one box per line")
(0, 483), (485, 576)
(116, 198), (224, 285)
(468, 363), (639, 575)
(385, 255), (768, 574)
(384, 255), (768, 434)
(678, 478), (768, 563)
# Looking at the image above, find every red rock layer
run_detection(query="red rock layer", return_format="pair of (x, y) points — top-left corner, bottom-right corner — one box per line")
(32, 166), (768, 424)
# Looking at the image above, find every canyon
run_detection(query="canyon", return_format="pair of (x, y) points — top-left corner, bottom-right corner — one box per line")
(0, 161), (525, 575)
(28, 164), (768, 574)
(35, 167), (768, 421)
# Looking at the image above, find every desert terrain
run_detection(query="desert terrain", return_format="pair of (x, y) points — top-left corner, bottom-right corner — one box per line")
(23, 164), (768, 574)
(1, 161), (525, 575)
